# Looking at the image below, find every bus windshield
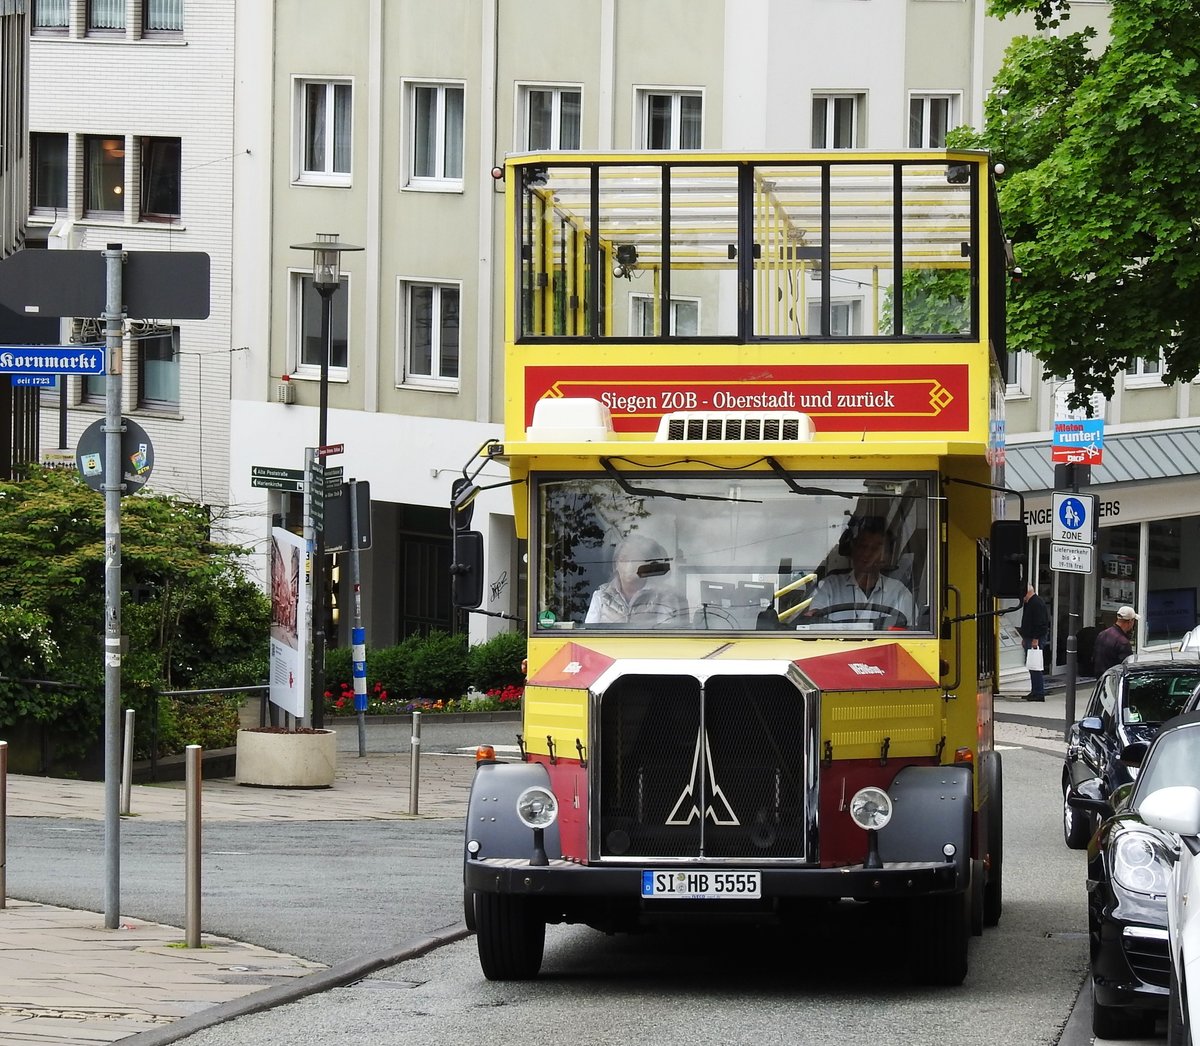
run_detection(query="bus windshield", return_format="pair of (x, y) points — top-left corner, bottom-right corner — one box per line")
(534, 473), (936, 634)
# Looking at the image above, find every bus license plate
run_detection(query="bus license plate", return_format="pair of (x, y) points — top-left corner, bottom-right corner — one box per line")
(641, 870), (761, 899)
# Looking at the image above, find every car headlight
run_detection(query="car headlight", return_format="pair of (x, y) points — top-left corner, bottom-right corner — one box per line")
(1110, 829), (1173, 896)
(516, 786), (558, 830)
(849, 786), (893, 831)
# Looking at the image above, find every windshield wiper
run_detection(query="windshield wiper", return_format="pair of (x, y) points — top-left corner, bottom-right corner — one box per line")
(600, 459), (761, 503)
(766, 458), (856, 498)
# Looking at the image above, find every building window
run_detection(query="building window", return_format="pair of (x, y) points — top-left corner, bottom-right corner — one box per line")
(30, 133), (68, 214)
(402, 281), (459, 385)
(909, 94), (956, 148)
(140, 137), (180, 221)
(144, 0), (183, 32)
(1125, 352), (1164, 387)
(807, 299), (862, 336)
(520, 85), (581, 150)
(1005, 350), (1030, 397)
(406, 81), (464, 188)
(631, 295), (698, 337)
(31, 0), (68, 30)
(297, 79), (352, 184)
(293, 272), (349, 376)
(84, 135), (126, 217)
(638, 90), (702, 149)
(138, 327), (179, 409)
(812, 94), (861, 149)
(87, 0), (124, 31)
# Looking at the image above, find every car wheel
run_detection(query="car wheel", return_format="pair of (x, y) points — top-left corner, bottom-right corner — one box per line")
(475, 892), (546, 981)
(1063, 788), (1092, 850)
(1168, 962), (1191, 1046)
(1092, 979), (1157, 1040)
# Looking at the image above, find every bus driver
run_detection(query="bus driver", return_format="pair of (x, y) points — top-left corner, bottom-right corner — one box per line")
(806, 516), (915, 628)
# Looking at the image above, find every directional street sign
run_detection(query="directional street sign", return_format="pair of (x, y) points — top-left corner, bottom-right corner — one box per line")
(251, 476), (303, 492)
(1051, 542), (1093, 574)
(317, 443), (344, 458)
(0, 346), (105, 374)
(322, 466), (343, 493)
(251, 465), (304, 482)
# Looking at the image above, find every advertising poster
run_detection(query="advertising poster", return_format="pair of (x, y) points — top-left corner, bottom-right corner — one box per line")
(268, 526), (308, 718)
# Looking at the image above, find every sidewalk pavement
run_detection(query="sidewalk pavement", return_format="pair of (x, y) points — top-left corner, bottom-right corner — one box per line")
(0, 685), (1083, 1046)
(1, 749), (479, 1046)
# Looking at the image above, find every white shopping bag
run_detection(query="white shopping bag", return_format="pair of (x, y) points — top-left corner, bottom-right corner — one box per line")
(1025, 648), (1044, 672)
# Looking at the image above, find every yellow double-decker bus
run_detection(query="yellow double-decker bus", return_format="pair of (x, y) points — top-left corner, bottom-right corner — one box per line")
(453, 150), (1026, 985)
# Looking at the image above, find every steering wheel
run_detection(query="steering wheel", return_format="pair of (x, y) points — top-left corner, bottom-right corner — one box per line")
(803, 602), (908, 630)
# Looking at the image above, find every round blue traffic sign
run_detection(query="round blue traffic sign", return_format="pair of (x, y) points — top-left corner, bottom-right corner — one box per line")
(1058, 497), (1087, 531)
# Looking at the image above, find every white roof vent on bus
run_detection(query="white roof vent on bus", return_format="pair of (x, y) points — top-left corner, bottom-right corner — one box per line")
(527, 397), (615, 442)
(655, 411), (815, 442)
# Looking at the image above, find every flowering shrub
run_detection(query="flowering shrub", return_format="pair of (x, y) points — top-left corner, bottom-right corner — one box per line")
(323, 681), (523, 717)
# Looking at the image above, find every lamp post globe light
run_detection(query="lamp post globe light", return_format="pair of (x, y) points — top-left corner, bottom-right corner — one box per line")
(290, 233), (362, 729)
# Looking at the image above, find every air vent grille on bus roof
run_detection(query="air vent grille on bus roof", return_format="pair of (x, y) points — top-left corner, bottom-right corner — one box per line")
(656, 411), (815, 442)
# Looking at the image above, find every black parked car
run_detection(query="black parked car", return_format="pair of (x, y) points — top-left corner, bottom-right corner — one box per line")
(1064, 662), (1200, 1039)
(1062, 658), (1200, 850)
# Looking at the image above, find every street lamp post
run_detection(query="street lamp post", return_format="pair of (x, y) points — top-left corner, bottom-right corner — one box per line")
(290, 233), (362, 729)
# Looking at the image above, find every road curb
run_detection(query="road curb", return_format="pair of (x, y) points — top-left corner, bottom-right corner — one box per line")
(117, 922), (472, 1046)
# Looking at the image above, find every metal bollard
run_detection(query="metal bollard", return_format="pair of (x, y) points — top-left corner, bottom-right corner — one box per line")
(120, 708), (135, 815)
(1, 739), (7, 909)
(408, 711), (421, 815)
(184, 745), (201, 947)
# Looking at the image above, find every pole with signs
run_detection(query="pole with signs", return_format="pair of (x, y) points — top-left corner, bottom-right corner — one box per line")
(102, 245), (124, 929)
(350, 479), (368, 756)
(1050, 468), (1095, 739)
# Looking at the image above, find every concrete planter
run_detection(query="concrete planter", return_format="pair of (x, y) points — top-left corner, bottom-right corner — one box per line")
(235, 728), (337, 788)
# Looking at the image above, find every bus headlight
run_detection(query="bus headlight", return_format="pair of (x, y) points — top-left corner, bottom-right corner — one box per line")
(516, 786), (559, 830)
(849, 786), (893, 831)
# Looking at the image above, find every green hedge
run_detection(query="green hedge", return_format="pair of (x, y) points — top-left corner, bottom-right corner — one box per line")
(324, 628), (526, 714)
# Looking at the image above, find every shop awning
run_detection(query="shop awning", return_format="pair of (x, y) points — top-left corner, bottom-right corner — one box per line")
(1004, 426), (1200, 494)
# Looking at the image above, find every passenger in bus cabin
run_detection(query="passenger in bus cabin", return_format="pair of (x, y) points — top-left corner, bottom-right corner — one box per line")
(806, 515), (916, 627)
(585, 534), (687, 626)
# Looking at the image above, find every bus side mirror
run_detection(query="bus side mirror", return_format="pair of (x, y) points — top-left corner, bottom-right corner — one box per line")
(990, 519), (1027, 599)
(451, 476), (477, 531)
(452, 531), (485, 608)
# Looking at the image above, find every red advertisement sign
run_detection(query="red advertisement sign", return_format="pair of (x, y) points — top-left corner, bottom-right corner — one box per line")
(525, 364), (971, 434)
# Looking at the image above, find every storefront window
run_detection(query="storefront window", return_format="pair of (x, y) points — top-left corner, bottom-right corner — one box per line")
(1145, 517), (1200, 644)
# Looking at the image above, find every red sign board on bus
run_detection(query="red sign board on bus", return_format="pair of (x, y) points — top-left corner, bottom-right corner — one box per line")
(524, 364), (971, 435)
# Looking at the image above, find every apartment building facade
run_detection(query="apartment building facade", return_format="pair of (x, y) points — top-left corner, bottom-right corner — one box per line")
(28, 0), (236, 509)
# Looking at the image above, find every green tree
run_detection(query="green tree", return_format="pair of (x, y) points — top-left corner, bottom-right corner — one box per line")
(949, 1), (1200, 405)
(0, 466), (268, 690)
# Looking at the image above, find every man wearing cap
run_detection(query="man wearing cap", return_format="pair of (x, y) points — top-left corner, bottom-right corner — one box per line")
(1093, 606), (1138, 676)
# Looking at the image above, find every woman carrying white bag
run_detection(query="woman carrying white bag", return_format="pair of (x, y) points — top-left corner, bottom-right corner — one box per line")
(1019, 585), (1050, 702)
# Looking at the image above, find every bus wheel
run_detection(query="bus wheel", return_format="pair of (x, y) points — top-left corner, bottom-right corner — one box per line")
(984, 753), (1003, 927)
(910, 891), (969, 986)
(475, 893), (546, 981)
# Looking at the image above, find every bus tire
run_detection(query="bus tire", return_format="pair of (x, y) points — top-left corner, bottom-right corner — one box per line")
(911, 890), (969, 986)
(475, 893), (545, 981)
(984, 752), (1003, 927)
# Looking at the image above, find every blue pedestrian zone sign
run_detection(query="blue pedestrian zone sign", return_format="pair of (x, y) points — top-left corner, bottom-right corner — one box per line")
(1051, 491), (1096, 544)
(0, 346), (105, 374)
